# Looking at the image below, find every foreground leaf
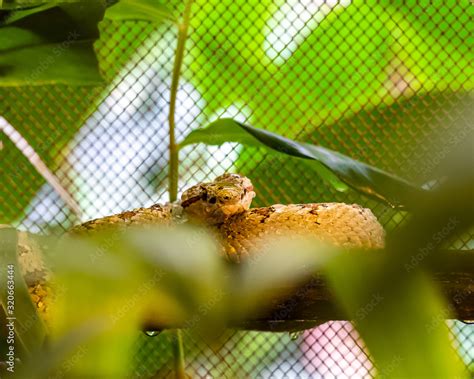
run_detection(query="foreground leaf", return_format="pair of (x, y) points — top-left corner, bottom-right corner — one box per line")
(39, 225), (243, 376)
(234, 238), (335, 320)
(326, 253), (468, 378)
(18, 320), (119, 378)
(181, 118), (424, 209)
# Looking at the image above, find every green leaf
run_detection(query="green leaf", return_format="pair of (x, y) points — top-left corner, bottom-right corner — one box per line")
(326, 253), (468, 378)
(0, 0), (94, 9)
(180, 118), (262, 148)
(325, 161), (472, 378)
(0, 2), (105, 86)
(180, 119), (349, 192)
(234, 239), (335, 319)
(34, 230), (178, 377)
(0, 3), (56, 23)
(181, 118), (424, 209)
(0, 227), (47, 355)
(54, 225), (229, 333)
(0, 1), (48, 9)
(244, 90), (471, 224)
(18, 320), (118, 379)
(105, 0), (176, 23)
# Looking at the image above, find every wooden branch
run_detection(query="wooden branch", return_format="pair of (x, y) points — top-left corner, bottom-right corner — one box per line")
(143, 250), (474, 332)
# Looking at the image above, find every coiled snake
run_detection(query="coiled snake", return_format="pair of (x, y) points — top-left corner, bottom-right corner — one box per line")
(14, 173), (385, 322)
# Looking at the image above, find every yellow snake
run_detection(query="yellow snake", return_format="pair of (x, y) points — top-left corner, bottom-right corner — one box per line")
(15, 173), (385, 321)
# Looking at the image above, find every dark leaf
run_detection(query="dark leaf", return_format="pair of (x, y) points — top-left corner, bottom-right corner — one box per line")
(181, 118), (424, 209)
(0, 2), (105, 86)
(105, 0), (176, 23)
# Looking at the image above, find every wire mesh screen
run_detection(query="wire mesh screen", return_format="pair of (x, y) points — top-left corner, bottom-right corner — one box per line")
(0, 0), (472, 377)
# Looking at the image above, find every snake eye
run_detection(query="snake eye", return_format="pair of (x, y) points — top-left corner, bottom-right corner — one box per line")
(208, 196), (217, 204)
(223, 195), (230, 200)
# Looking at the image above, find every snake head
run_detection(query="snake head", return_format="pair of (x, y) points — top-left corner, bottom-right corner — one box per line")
(181, 173), (255, 224)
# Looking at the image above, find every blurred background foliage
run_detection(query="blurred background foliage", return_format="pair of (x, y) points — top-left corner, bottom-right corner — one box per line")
(0, 0), (472, 378)
(0, 0), (471, 225)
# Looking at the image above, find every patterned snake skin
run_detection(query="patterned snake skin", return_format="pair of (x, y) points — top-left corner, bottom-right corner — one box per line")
(17, 173), (385, 321)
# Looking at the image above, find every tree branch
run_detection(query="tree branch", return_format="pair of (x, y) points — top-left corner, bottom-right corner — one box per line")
(142, 250), (474, 332)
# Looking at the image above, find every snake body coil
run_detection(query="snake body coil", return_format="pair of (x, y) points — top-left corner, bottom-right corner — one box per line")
(17, 173), (385, 319)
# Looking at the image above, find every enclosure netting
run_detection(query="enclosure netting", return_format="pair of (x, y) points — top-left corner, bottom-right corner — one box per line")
(0, 0), (472, 377)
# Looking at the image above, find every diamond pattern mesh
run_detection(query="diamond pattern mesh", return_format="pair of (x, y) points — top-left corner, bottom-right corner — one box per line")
(0, 0), (472, 377)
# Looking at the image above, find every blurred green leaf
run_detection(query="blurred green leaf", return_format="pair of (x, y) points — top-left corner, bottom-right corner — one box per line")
(325, 145), (473, 378)
(388, 163), (474, 267)
(0, 3), (105, 86)
(51, 231), (187, 332)
(18, 319), (122, 379)
(36, 225), (230, 375)
(105, 0), (176, 23)
(234, 238), (335, 320)
(326, 253), (468, 378)
(0, 227), (47, 355)
(125, 226), (228, 335)
(181, 118), (424, 209)
(28, 228), (192, 377)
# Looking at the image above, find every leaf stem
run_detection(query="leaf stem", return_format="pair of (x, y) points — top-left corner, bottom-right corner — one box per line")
(168, 1), (194, 378)
(168, 0), (194, 203)
(171, 329), (187, 379)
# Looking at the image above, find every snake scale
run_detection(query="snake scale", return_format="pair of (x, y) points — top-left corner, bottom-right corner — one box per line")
(13, 173), (385, 323)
